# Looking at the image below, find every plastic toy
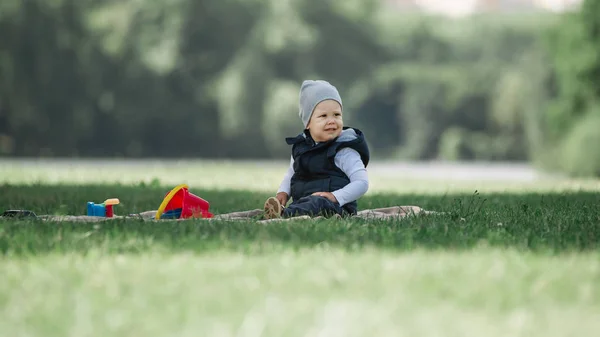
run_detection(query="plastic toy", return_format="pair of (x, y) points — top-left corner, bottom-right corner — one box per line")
(155, 184), (213, 220)
(87, 198), (120, 217)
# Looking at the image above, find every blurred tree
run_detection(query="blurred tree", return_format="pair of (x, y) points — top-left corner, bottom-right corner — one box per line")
(0, 0), (572, 167)
(0, 0), (112, 156)
(544, 0), (600, 176)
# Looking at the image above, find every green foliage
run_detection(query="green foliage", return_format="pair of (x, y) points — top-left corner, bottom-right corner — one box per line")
(542, 0), (600, 176)
(558, 111), (600, 177)
(261, 80), (301, 157)
(353, 13), (559, 162)
(2, 0), (599, 177)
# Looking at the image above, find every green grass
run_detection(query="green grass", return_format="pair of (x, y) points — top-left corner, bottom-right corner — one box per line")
(1, 185), (599, 254)
(1, 160), (599, 336)
(2, 249), (599, 337)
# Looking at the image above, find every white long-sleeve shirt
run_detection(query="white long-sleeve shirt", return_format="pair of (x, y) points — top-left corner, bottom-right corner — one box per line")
(277, 147), (369, 207)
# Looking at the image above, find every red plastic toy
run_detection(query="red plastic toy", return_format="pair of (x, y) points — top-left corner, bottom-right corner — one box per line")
(155, 184), (213, 220)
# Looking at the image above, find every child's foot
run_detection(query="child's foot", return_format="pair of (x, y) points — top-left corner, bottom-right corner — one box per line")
(263, 197), (283, 219)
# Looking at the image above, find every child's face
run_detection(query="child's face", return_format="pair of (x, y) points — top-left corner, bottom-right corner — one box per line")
(307, 99), (343, 142)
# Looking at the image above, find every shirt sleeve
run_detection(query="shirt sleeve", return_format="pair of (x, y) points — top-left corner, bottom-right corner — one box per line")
(331, 148), (369, 207)
(277, 155), (294, 195)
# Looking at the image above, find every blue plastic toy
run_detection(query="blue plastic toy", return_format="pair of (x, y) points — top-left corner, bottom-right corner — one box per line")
(86, 198), (120, 217)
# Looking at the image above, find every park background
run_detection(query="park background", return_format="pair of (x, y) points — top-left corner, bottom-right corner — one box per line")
(1, 0), (599, 179)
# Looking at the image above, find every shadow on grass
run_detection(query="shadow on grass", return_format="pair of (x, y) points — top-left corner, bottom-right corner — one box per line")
(1, 184), (599, 255)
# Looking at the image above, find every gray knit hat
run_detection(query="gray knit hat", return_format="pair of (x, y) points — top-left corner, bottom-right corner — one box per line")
(299, 80), (343, 128)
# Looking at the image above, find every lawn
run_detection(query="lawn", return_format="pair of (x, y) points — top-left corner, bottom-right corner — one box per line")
(1, 159), (599, 337)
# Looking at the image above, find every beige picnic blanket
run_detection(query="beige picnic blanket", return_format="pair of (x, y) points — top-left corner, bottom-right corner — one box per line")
(39, 206), (444, 223)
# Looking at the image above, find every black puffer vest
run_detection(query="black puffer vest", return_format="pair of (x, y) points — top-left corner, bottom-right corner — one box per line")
(285, 127), (370, 214)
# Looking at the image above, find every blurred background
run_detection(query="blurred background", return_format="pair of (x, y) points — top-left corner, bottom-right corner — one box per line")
(1, 0), (599, 177)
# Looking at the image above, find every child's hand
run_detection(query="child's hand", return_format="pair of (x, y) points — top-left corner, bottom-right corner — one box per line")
(312, 192), (338, 203)
(276, 192), (289, 207)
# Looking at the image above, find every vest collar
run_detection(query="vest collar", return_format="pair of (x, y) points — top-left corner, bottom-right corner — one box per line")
(286, 127), (360, 146)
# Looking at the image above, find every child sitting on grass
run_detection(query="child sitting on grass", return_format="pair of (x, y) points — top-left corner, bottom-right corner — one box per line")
(263, 80), (370, 219)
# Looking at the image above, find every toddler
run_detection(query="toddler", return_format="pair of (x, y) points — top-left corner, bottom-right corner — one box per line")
(263, 80), (370, 219)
